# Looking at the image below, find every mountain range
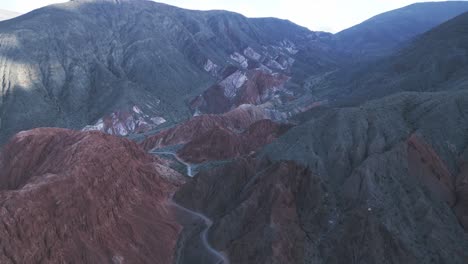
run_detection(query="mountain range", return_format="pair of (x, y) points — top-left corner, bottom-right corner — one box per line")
(1, 0), (468, 263)
(2, 0), (468, 144)
(308, 7), (468, 105)
(0, 0), (336, 143)
(334, 1), (468, 58)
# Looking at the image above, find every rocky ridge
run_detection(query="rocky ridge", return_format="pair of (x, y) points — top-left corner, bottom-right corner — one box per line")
(334, 1), (468, 58)
(0, 128), (183, 263)
(141, 104), (283, 151)
(176, 90), (468, 264)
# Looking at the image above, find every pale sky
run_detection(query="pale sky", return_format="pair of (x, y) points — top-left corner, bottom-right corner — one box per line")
(0, 0), (463, 33)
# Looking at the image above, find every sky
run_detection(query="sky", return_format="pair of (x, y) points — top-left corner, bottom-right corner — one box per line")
(0, 0), (464, 33)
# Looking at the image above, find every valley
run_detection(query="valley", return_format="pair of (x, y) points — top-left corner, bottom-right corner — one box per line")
(0, 0), (468, 263)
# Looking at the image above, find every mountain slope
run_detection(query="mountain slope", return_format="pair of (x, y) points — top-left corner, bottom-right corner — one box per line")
(308, 10), (468, 105)
(176, 90), (468, 264)
(1, 1), (468, 263)
(0, 0), (335, 144)
(334, 1), (468, 58)
(173, 6), (468, 263)
(0, 128), (184, 263)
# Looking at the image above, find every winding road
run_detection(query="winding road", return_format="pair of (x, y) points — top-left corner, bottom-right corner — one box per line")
(150, 150), (228, 263)
(150, 151), (194, 177)
(169, 201), (229, 264)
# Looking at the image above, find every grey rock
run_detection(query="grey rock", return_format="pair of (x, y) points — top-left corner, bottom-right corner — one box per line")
(176, 91), (468, 264)
(0, 0), (334, 144)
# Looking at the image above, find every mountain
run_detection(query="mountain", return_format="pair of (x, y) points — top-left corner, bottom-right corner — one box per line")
(141, 104), (290, 165)
(0, 128), (184, 263)
(172, 8), (468, 263)
(334, 1), (468, 58)
(0, 9), (20, 21)
(1, 0), (465, 144)
(0, 0), (336, 144)
(308, 10), (468, 105)
(2, 1), (468, 264)
(176, 90), (468, 264)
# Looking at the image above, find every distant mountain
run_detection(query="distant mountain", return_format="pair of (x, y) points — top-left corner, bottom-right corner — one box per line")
(308, 10), (468, 105)
(0, 0), (336, 144)
(334, 1), (468, 58)
(0, 9), (20, 21)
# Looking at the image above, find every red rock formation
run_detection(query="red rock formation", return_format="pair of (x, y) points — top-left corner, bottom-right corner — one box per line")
(141, 105), (273, 151)
(406, 135), (468, 231)
(178, 119), (291, 163)
(174, 158), (310, 264)
(237, 70), (289, 105)
(194, 67), (290, 115)
(0, 128), (182, 263)
(407, 134), (456, 206)
(455, 153), (468, 230)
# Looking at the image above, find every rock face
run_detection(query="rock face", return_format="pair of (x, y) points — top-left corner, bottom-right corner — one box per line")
(262, 91), (468, 263)
(82, 105), (166, 136)
(0, 128), (182, 263)
(178, 119), (291, 163)
(191, 49), (293, 114)
(141, 104), (283, 151)
(0, 0), (334, 144)
(142, 104), (292, 164)
(176, 91), (468, 264)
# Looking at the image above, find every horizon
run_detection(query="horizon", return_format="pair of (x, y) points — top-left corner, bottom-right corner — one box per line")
(0, 0), (466, 33)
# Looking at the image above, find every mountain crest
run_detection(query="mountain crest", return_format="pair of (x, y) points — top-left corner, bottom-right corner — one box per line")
(69, 0), (142, 3)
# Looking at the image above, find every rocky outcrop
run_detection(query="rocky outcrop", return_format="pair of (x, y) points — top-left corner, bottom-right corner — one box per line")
(191, 46), (295, 115)
(237, 71), (289, 105)
(178, 119), (291, 163)
(83, 105), (166, 136)
(141, 104), (283, 151)
(0, 128), (182, 263)
(142, 104), (291, 163)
